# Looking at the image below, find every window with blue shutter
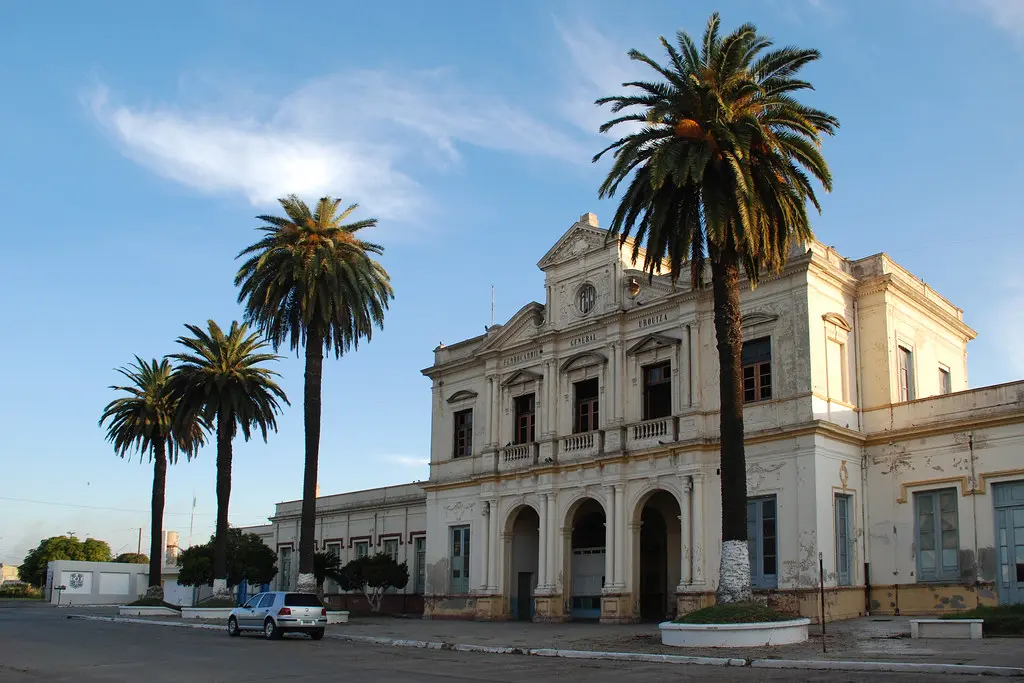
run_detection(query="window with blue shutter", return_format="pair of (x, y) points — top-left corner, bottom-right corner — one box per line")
(915, 489), (959, 582)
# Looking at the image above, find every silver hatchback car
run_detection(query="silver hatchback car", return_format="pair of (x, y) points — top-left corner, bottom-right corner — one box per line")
(227, 591), (328, 640)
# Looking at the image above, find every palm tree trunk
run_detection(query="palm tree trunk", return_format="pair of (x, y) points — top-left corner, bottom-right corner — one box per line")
(145, 440), (167, 600)
(297, 328), (324, 593)
(711, 246), (753, 604)
(213, 409), (233, 597)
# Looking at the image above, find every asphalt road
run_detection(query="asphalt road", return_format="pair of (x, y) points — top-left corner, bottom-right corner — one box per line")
(0, 604), (1014, 682)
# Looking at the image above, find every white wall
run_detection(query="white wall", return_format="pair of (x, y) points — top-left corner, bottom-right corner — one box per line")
(46, 560), (150, 605)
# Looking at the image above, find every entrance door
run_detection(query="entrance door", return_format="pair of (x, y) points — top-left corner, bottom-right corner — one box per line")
(517, 572), (533, 621)
(994, 481), (1024, 605)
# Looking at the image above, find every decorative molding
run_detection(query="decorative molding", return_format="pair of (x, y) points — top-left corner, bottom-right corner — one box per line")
(976, 469), (1024, 495)
(536, 224), (609, 270)
(896, 476), (972, 504)
(376, 532), (404, 547)
(407, 530), (426, 544)
(626, 333), (681, 356)
(822, 312), (852, 332)
(741, 312), (779, 329)
(501, 369), (543, 387)
(347, 535), (373, 548)
(446, 389), (479, 404)
(559, 351), (608, 373)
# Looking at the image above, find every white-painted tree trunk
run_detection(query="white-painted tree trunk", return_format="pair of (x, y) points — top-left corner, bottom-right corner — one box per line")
(144, 584), (164, 601)
(716, 540), (753, 604)
(212, 578), (230, 598)
(296, 572), (317, 594)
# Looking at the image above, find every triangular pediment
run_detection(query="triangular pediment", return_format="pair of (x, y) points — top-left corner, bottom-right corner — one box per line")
(479, 302), (545, 353)
(626, 333), (681, 356)
(559, 351), (608, 373)
(446, 390), (478, 404)
(501, 369), (543, 387)
(537, 216), (614, 271)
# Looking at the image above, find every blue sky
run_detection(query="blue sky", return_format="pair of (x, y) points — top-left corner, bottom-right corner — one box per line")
(1, 0), (1022, 567)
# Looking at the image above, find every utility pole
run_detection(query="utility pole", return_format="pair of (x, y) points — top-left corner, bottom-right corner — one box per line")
(137, 528), (142, 555)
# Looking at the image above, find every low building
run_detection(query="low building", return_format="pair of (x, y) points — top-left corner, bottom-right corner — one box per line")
(0, 563), (20, 587)
(246, 212), (1024, 622)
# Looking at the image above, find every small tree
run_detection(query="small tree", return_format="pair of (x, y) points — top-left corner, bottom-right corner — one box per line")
(19, 536), (113, 587)
(115, 553), (149, 564)
(330, 552), (408, 613)
(177, 529), (277, 590)
(313, 550), (340, 599)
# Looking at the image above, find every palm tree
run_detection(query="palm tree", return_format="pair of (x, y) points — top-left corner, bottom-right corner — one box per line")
(99, 358), (205, 600)
(168, 320), (288, 597)
(235, 195), (394, 592)
(595, 14), (838, 603)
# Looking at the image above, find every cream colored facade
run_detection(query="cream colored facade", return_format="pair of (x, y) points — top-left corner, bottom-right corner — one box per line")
(249, 212), (1024, 623)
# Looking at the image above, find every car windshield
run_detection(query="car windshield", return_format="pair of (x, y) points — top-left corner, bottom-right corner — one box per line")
(284, 593), (323, 607)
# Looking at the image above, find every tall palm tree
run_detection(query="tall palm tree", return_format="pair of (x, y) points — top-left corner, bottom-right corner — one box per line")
(235, 195), (393, 592)
(168, 320), (288, 596)
(595, 14), (838, 603)
(99, 357), (205, 600)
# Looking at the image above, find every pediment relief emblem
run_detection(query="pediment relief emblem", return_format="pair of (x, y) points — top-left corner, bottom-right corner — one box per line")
(537, 226), (610, 270)
(446, 389), (478, 404)
(626, 333), (681, 356)
(559, 351), (608, 373)
(501, 369), (543, 387)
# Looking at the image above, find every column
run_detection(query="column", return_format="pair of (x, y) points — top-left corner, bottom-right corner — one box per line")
(678, 476), (692, 590)
(678, 325), (689, 410)
(537, 493), (549, 591)
(609, 342), (619, 424)
(604, 486), (616, 589)
(490, 378), (500, 447)
(691, 474), (705, 585)
(546, 493), (557, 592)
(613, 484), (625, 589)
(481, 502), (491, 591)
(488, 498), (500, 591)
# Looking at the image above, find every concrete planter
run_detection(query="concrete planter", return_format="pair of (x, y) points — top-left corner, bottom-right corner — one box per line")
(327, 610), (350, 625)
(181, 607), (234, 620)
(910, 619), (983, 639)
(118, 606), (180, 617)
(659, 618), (810, 648)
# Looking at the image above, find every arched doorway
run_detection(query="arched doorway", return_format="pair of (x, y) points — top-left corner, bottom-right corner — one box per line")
(568, 498), (606, 620)
(637, 490), (682, 621)
(506, 506), (539, 621)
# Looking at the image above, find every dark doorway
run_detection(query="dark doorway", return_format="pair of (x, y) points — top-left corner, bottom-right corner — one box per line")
(517, 572), (533, 621)
(639, 506), (667, 621)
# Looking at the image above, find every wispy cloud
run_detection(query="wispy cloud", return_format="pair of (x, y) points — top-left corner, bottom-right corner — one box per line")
(382, 455), (430, 469)
(972, 0), (1024, 43)
(88, 68), (590, 223)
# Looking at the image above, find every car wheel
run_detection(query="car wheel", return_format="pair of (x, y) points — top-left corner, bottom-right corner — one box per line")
(310, 629), (325, 641)
(264, 618), (281, 640)
(227, 617), (240, 637)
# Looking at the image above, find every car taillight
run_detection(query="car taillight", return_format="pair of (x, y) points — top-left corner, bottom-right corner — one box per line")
(278, 607), (291, 615)
(321, 608), (327, 616)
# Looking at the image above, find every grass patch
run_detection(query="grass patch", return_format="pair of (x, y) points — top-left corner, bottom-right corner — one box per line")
(195, 597), (237, 608)
(947, 604), (1024, 636)
(126, 598), (181, 610)
(674, 602), (796, 624)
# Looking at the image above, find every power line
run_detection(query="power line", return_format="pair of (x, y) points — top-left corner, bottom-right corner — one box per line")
(0, 495), (216, 516)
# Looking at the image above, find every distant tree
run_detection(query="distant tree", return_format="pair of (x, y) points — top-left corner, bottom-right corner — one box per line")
(19, 536), (113, 587)
(99, 357), (206, 600)
(114, 553), (149, 565)
(176, 528), (277, 589)
(329, 552), (408, 612)
(313, 550), (341, 598)
(168, 321), (287, 596)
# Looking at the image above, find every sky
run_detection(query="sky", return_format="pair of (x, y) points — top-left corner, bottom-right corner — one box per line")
(1, 0), (1023, 569)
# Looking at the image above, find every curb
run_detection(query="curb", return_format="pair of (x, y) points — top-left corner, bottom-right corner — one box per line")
(66, 615), (1024, 677)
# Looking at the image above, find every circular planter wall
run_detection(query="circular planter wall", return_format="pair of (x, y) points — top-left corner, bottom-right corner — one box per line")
(659, 618), (810, 647)
(118, 606), (180, 617)
(326, 610), (349, 625)
(181, 607), (234, 620)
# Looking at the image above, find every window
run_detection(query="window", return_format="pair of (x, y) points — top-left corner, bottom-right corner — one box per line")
(453, 409), (473, 458)
(939, 366), (952, 395)
(383, 538), (399, 562)
(243, 594), (261, 609)
(642, 362), (672, 420)
(355, 540), (370, 559)
(742, 338), (772, 403)
(514, 393), (536, 444)
(284, 593), (323, 607)
(898, 345), (915, 401)
(577, 284), (597, 314)
(573, 378), (599, 433)
(915, 488), (959, 582)
(747, 496), (778, 589)
(413, 536), (426, 594)
(278, 547), (292, 591)
(325, 542), (342, 592)
(835, 494), (853, 586)
(826, 339), (847, 402)
(450, 525), (470, 594)
(258, 593), (276, 608)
